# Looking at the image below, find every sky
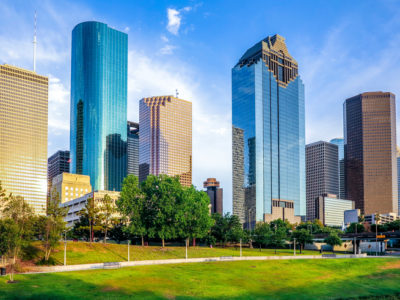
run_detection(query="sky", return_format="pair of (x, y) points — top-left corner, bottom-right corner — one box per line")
(1, 0), (400, 213)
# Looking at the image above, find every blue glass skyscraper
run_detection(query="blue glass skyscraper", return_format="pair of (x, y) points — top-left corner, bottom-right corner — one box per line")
(232, 35), (305, 228)
(330, 138), (345, 199)
(70, 21), (127, 191)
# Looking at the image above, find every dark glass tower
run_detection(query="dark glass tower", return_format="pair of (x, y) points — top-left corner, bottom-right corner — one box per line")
(127, 121), (139, 177)
(344, 92), (398, 215)
(203, 178), (223, 214)
(70, 21), (128, 191)
(232, 34), (305, 228)
(47, 150), (70, 194)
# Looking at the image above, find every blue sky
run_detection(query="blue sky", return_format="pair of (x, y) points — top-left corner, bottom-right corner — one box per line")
(1, 0), (400, 213)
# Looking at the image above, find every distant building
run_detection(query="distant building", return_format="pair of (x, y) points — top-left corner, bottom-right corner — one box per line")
(264, 199), (301, 224)
(203, 178), (223, 214)
(48, 150), (70, 195)
(330, 138), (345, 199)
(232, 34), (305, 229)
(139, 96), (192, 187)
(52, 173), (92, 203)
(127, 121), (139, 177)
(344, 209), (361, 226)
(364, 213), (398, 225)
(306, 141), (339, 221)
(315, 194), (354, 227)
(344, 92), (398, 215)
(61, 190), (120, 227)
(0, 64), (48, 215)
(70, 21), (127, 191)
(398, 153), (400, 215)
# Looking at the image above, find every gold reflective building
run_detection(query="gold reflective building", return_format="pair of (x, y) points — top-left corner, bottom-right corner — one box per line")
(0, 64), (48, 214)
(139, 96), (192, 186)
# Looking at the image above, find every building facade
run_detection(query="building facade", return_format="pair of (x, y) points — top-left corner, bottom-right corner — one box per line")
(330, 138), (345, 199)
(0, 64), (48, 214)
(70, 21), (128, 191)
(344, 92), (398, 215)
(232, 34), (305, 228)
(61, 190), (120, 227)
(48, 150), (70, 195)
(315, 194), (354, 227)
(203, 178), (223, 214)
(139, 96), (192, 187)
(306, 141), (339, 220)
(51, 172), (92, 203)
(398, 155), (400, 215)
(127, 121), (139, 177)
(364, 213), (398, 225)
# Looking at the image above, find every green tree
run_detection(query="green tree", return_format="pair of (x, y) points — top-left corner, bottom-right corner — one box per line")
(140, 175), (181, 247)
(346, 223), (364, 234)
(0, 219), (19, 281)
(108, 221), (130, 244)
(176, 186), (214, 247)
(270, 219), (289, 254)
(209, 213), (243, 246)
(42, 188), (68, 261)
(324, 233), (342, 253)
(291, 228), (313, 253)
(77, 197), (102, 243)
(117, 175), (146, 246)
(253, 222), (272, 248)
(99, 194), (117, 244)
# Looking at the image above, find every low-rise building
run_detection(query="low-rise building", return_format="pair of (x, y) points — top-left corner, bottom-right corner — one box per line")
(61, 190), (120, 227)
(264, 199), (301, 224)
(315, 194), (354, 227)
(51, 173), (92, 203)
(364, 213), (398, 225)
(344, 209), (361, 226)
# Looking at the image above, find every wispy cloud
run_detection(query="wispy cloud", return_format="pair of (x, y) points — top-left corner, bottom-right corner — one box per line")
(159, 44), (177, 55)
(166, 6), (193, 36)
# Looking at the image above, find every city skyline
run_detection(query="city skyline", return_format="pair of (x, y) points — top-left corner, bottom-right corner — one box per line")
(2, 1), (400, 213)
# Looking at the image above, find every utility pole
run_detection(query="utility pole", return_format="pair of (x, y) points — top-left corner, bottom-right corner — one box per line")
(186, 238), (188, 260)
(64, 231), (67, 266)
(33, 10), (37, 72)
(240, 239), (242, 257)
(128, 240), (130, 262)
(293, 238), (296, 256)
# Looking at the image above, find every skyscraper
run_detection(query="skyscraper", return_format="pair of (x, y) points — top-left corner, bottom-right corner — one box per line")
(70, 21), (128, 191)
(48, 150), (70, 194)
(344, 92), (398, 215)
(306, 141), (339, 220)
(127, 121), (139, 177)
(139, 96), (192, 187)
(0, 64), (48, 214)
(232, 34), (305, 228)
(203, 178), (223, 214)
(330, 138), (345, 199)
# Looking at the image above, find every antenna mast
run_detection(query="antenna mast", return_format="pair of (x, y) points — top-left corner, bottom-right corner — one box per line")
(33, 10), (37, 72)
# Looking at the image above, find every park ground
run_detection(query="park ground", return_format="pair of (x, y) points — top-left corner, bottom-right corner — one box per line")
(1, 258), (400, 299)
(18, 241), (333, 271)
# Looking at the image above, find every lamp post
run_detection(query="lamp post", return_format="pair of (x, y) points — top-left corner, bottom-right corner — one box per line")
(240, 238), (242, 257)
(375, 213), (380, 256)
(128, 240), (130, 262)
(293, 238), (296, 256)
(63, 231), (67, 266)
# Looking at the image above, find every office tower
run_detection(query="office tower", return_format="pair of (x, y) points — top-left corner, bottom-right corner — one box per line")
(306, 141), (339, 220)
(330, 138), (345, 199)
(232, 34), (305, 228)
(398, 155), (400, 215)
(315, 193), (354, 227)
(70, 21), (128, 191)
(203, 178), (223, 214)
(51, 173), (91, 203)
(48, 150), (70, 195)
(127, 121), (139, 177)
(344, 92), (398, 215)
(139, 96), (192, 187)
(0, 64), (48, 214)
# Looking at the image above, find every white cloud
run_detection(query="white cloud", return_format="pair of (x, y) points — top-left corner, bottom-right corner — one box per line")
(161, 35), (169, 42)
(159, 44), (177, 55)
(167, 8), (181, 35)
(48, 75), (70, 133)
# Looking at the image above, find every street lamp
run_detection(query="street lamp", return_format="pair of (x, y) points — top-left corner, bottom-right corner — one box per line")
(375, 213), (381, 256)
(63, 230), (67, 266)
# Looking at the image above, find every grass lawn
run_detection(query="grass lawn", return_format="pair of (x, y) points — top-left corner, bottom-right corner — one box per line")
(1, 258), (400, 299)
(28, 241), (334, 266)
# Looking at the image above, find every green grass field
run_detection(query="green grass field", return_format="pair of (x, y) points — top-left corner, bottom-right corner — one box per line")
(1, 258), (400, 299)
(27, 242), (333, 266)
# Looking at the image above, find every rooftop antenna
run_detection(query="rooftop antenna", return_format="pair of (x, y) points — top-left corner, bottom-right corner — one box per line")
(33, 10), (37, 72)
(175, 89), (179, 98)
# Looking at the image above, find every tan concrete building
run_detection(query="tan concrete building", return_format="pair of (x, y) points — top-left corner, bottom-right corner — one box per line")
(139, 96), (192, 186)
(264, 199), (301, 224)
(61, 190), (120, 227)
(344, 92), (398, 215)
(51, 172), (92, 203)
(0, 64), (48, 214)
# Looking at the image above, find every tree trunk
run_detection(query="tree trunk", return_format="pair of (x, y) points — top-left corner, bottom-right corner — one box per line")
(162, 238), (165, 248)
(141, 235), (144, 247)
(192, 238), (196, 247)
(104, 227), (107, 244)
(300, 244), (303, 254)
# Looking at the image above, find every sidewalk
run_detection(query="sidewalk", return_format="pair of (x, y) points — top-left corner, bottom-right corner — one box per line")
(25, 253), (368, 274)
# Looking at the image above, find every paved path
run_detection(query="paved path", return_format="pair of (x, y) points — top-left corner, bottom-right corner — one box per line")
(24, 253), (369, 274)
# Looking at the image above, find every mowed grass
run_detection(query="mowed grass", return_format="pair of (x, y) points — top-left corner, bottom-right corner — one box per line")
(34, 241), (333, 265)
(1, 258), (400, 299)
